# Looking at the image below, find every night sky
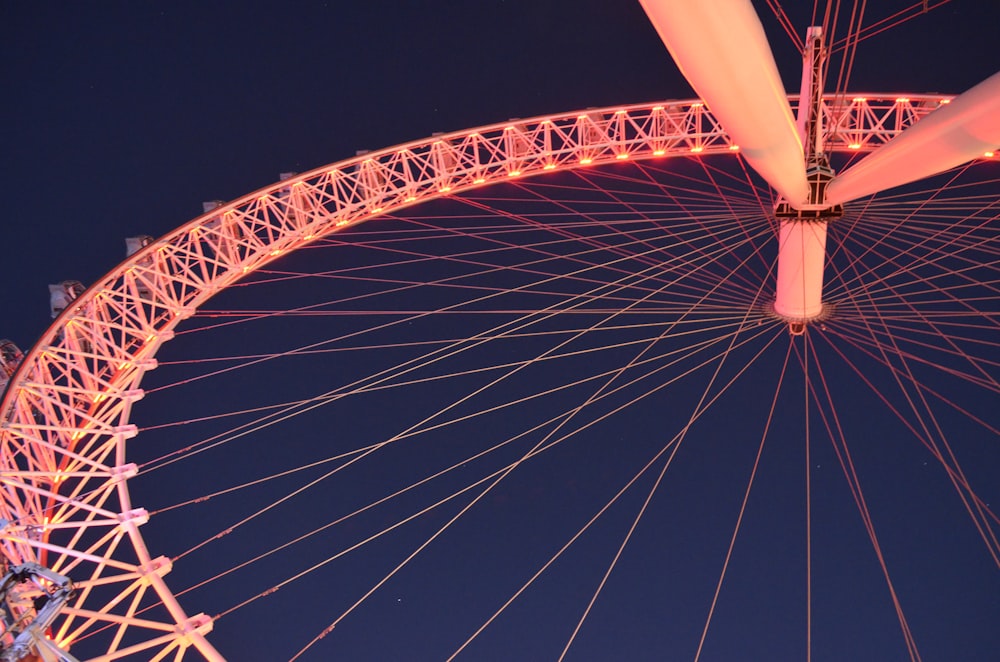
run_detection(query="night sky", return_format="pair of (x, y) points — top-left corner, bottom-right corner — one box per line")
(2, 2), (999, 661)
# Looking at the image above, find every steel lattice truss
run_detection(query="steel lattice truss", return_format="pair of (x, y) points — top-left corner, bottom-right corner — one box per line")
(0, 94), (967, 660)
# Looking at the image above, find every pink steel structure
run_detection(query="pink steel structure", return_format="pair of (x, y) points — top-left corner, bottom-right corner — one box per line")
(1, 0), (998, 657)
(0, 92), (971, 661)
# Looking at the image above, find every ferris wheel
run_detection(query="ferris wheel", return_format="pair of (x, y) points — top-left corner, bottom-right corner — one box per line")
(2, 1), (998, 660)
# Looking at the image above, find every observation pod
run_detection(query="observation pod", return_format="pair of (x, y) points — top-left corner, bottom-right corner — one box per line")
(125, 235), (154, 257)
(0, 339), (24, 392)
(48, 280), (86, 319)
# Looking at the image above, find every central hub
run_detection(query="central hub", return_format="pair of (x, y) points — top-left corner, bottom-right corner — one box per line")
(770, 161), (843, 331)
(768, 26), (843, 335)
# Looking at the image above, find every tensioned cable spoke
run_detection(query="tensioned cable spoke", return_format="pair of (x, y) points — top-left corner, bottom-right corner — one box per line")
(159, 209), (762, 389)
(150, 217), (743, 388)
(449, 325), (784, 661)
(148, 316), (762, 517)
(838, 311), (1000, 351)
(766, 0), (805, 51)
(842, 209), (1000, 280)
(837, 226), (1000, 306)
(621, 161), (773, 296)
(694, 339), (793, 661)
(169, 219), (773, 562)
(819, 328), (1000, 511)
(825, 165), (986, 297)
(179, 215), (724, 335)
(140, 221), (773, 474)
(835, 312), (1000, 382)
(833, 243), (1000, 567)
(558, 275), (775, 661)
(688, 156), (775, 272)
(120, 321), (780, 643)
(828, 1), (953, 53)
(828, 232), (1000, 390)
(833, 319), (1000, 394)
(800, 336), (921, 660)
(158, 323), (760, 503)
(517, 166), (768, 210)
(141, 214), (768, 466)
(143, 315), (759, 434)
(824, 163), (977, 281)
(285, 219), (780, 659)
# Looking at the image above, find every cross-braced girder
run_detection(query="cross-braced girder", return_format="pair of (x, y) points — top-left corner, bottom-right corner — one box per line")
(0, 93), (969, 659)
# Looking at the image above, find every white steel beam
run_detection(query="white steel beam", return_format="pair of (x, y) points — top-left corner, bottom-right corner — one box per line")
(826, 70), (1000, 205)
(639, 0), (809, 206)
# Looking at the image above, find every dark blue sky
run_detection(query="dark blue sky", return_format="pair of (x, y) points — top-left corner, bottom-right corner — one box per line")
(2, 1), (997, 346)
(2, 2), (998, 660)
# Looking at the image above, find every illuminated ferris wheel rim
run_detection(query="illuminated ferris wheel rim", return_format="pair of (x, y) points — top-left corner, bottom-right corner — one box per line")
(4, 92), (962, 374)
(0, 90), (975, 660)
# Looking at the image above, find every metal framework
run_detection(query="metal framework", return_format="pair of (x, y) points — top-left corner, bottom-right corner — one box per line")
(0, 94), (964, 660)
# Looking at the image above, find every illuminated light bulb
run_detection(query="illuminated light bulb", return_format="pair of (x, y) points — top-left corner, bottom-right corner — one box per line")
(690, 146), (704, 153)
(729, 145), (740, 151)
(439, 186), (452, 193)
(653, 149), (666, 156)
(371, 207), (383, 214)
(984, 151), (995, 158)
(615, 153), (629, 160)
(895, 97), (910, 103)
(852, 97), (867, 103)
(691, 103), (703, 108)
(579, 158), (593, 165)
(939, 98), (951, 104)
(652, 106), (664, 111)
(507, 170), (521, 177)
(543, 164), (556, 170)
(848, 143), (862, 150)
(404, 196), (417, 202)
(473, 178), (486, 184)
